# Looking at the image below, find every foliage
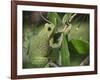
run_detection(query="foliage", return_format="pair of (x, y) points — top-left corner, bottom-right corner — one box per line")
(23, 11), (89, 68)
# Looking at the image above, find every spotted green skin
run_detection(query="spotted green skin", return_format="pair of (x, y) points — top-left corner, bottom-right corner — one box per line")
(28, 23), (55, 67)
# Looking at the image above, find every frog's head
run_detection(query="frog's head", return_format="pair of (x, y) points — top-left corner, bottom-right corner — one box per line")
(44, 23), (55, 37)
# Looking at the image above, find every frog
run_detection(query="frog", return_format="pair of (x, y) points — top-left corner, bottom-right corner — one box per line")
(28, 23), (55, 67)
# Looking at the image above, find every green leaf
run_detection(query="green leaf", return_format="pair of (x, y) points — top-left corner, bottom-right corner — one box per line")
(69, 39), (89, 55)
(60, 33), (70, 66)
(47, 12), (58, 25)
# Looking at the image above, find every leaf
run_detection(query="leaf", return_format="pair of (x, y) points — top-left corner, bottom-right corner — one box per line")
(60, 33), (70, 66)
(47, 12), (58, 25)
(68, 41), (88, 66)
(69, 39), (89, 55)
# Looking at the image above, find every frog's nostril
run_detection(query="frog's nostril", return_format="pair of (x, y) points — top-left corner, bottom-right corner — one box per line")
(48, 27), (51, 31)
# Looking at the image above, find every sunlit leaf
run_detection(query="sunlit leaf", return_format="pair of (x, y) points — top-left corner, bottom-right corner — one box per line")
(69, 39), (89, 55)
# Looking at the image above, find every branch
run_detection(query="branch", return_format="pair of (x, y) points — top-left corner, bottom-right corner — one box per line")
(80, 57), (89, 66)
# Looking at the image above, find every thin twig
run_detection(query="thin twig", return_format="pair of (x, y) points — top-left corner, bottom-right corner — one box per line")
(80, 57), (89, 66)
(39, 12), (52, 24)
(45, 60), (59, 67)
(69, 13), (77, 22)
(45, 63), (50, 67)
(49, 62), (59, 67)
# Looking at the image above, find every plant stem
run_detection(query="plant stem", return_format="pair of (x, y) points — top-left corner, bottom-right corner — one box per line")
(80, 57), (89, 66)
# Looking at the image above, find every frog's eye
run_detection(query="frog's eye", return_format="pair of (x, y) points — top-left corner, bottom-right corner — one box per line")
(48, 27), (51, 31)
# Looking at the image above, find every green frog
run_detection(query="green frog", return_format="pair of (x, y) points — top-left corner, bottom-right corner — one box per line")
(28, 23), (55, 67)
